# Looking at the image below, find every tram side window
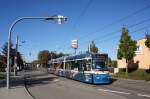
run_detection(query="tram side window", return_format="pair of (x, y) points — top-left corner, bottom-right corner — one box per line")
(85, 60), (91, 71)
(82, 61), (86, 71)
(71, 61), (78, 71)
(82, 60), (91, 71)
(78, 60), (83, 71)
(65, 62), (77, 70)
(65, 62), (71, 70)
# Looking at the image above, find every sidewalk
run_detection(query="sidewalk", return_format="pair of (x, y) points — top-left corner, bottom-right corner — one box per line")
(0, 73), (33, 99)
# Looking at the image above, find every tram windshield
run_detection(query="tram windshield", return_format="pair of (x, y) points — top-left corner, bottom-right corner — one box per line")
(92, 54), (108, 71)
(92, 59), (106, 70)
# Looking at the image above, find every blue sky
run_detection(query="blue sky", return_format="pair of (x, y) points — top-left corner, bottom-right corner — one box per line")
(0, 0), (150, 62)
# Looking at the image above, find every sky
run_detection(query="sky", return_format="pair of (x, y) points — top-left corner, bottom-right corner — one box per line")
(0, 0), (150, 62)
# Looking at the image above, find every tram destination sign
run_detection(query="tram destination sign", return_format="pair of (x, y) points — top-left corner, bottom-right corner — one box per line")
(94, 54), (108, 60)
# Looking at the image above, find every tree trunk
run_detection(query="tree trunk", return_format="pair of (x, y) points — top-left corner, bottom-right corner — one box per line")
(126, 59), (128, 76)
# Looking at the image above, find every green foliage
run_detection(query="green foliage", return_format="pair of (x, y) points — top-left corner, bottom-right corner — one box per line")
(145, 34), (150, 49)
(37, 50), (67, 67)
(0, 42), (24, 70)
(0, 54), (6, 71)
(111, 60), (117, 68)
(1, 42), (14, 67)
(49, 51), (68, 59)
(90, 41), (98, 53)
(117, 27), (137, 62)
(0, 73), (5, 80)
(38, 50), (50, 67)
(107, 57), (112, 67)
(115, 69), (150, 81)
(16, 51), (24, 69)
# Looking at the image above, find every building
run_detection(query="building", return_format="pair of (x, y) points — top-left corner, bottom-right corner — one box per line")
(117, 38), (150, 70)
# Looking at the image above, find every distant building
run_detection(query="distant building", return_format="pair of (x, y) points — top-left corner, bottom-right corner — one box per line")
(117, 38), (150, 70)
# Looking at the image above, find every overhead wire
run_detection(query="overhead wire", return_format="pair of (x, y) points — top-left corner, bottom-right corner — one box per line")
(56, 0), (93, 51)
(77, 4), (150, 40)
(58, 4), (150, 53)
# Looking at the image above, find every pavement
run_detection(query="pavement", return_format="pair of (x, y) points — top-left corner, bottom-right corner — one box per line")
(0, 72), (33, 99)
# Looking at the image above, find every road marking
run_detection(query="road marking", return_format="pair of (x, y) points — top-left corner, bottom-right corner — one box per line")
(137, 94), (150, 98)
(53, 79), (59, 82)
(97, 89), (131, 95)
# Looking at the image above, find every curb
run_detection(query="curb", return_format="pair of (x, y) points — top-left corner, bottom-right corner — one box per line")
(24, 75), (36, 99)
(112, 77), (150, 83)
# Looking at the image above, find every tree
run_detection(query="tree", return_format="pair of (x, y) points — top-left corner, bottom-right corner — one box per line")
(0, 54), (5, 70)
(1, 42), (15, 68)
(90, 41), (98, 53)
(1, 42), (24, 70)
(107, 57), (112, 67)
(16, 51), (24, 70)
(38, 50), (50, 67)
(49, 51), (67, 59)
(111, 60), (117, 68)
(117, 27), (137, 74)
(145, 34), (150, 49)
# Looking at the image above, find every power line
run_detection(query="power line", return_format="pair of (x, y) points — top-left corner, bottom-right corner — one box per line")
(79, 17), (150, 45)
(78, 25), (150, 53)
(56, 0), (93, 51)
(77, 4), (150, 40)
(58, 4), (150, 52)
(96, 25), (150, 44)
(72, 0), (93, 29)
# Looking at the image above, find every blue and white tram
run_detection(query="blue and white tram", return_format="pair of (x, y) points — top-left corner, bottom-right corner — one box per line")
(48, 53), (111, 84)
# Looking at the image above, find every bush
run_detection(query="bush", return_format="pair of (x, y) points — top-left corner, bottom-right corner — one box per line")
(0, 73), (5, 80)
(115, 69), (150, 81)
(0, 68), (5, 72)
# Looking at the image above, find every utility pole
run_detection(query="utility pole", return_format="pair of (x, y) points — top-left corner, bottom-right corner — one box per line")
(14, 36), (18, 76)
(88, 43), (91, 53)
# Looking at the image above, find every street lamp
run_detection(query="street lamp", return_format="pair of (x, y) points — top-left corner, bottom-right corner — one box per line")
(7, 15), (68, 89)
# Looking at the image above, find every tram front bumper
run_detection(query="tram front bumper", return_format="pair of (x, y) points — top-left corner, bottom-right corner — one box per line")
(92, 74), (111, 84)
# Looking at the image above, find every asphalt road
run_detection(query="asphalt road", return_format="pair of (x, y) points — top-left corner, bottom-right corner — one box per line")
(24, 70), (150, 99)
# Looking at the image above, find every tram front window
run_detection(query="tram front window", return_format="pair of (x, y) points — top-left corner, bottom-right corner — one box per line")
(92, 60), (106, 70)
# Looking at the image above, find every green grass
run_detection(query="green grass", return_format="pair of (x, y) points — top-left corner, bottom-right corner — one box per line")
(115, 69), (150, 81)
(0, 73), (5, 80)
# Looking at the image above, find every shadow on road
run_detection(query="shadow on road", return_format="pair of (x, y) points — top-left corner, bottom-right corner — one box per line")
(25, 75), (58, 88)
(110, 78), (118, 84)
(0, 76), (25, 89)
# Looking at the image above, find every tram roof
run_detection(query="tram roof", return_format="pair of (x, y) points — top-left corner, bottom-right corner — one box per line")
(50, 53), (108, 63)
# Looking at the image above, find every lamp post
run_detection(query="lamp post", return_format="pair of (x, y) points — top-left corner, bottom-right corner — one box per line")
(7, 15), (68, 89)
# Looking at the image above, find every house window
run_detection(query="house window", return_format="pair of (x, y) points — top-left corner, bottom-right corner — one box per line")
(135, 45), (142, 54)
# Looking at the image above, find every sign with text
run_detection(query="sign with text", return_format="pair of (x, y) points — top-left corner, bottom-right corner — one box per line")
(71, 40), (78, 49)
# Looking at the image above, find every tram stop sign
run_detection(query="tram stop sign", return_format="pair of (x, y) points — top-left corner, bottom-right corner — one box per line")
(71, 40), (78, 49)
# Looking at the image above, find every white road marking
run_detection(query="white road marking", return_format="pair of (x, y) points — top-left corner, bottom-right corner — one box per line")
(97, 89), (131, 95)
(53, 79), (59, 82)
(137, 94), (150, 98)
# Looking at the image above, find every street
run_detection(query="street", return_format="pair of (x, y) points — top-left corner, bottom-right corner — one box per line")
(25, 70), (150, 99)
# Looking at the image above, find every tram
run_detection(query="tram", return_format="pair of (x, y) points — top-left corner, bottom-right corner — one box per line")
(48, 52), (111, 84)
